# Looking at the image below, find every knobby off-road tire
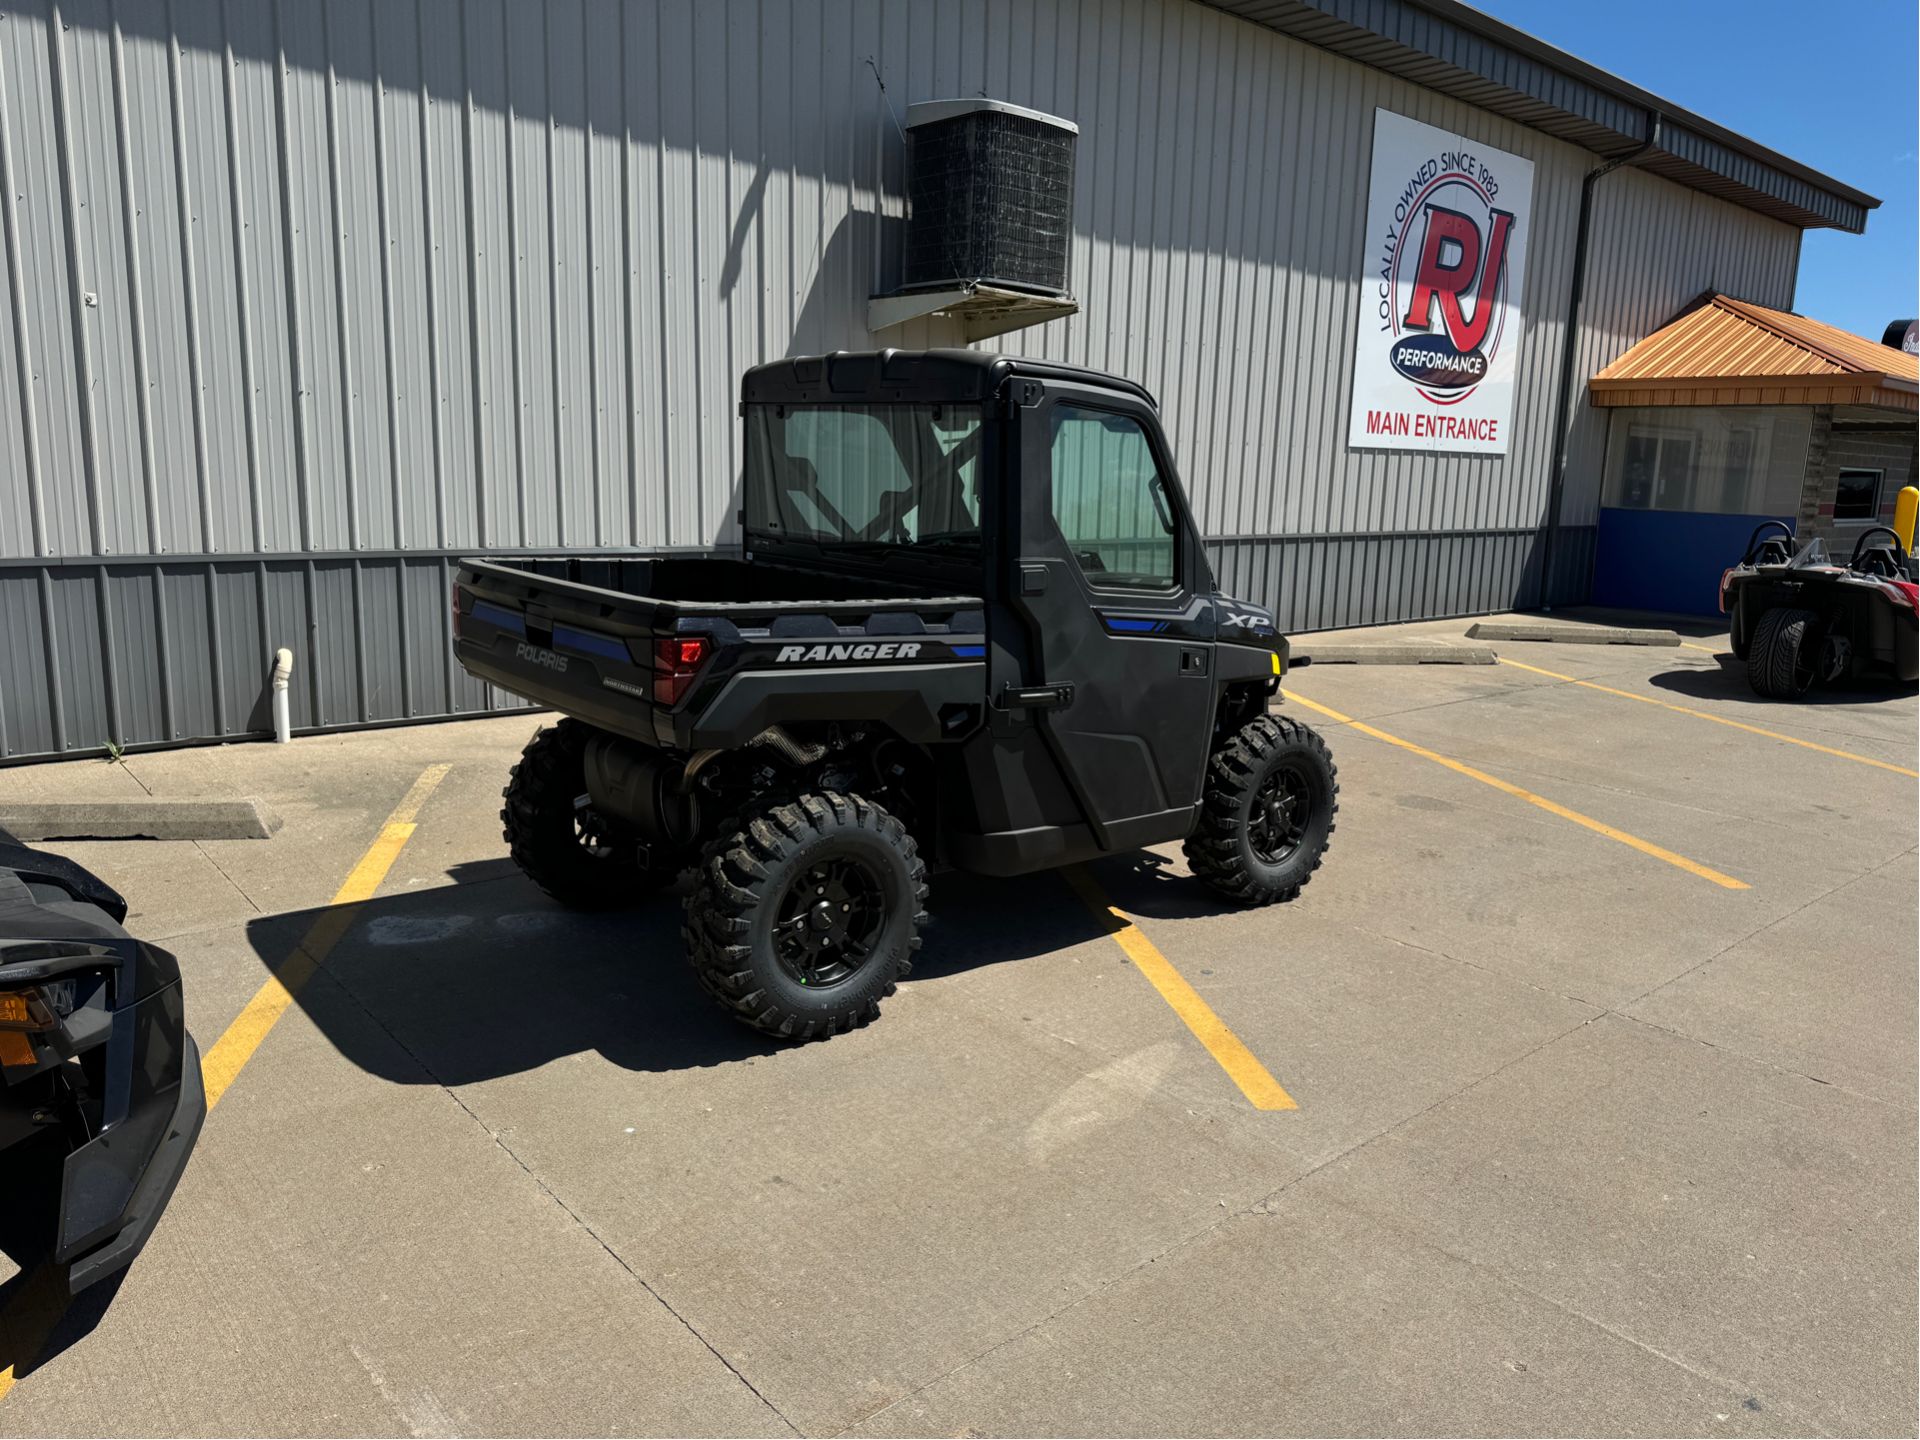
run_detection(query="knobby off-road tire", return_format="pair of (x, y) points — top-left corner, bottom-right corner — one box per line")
(684, 791), (927, 1040)
(1747, 606), (1820, 700)
(501, 719), (671, 909)
(1185, 714), (1338, 906)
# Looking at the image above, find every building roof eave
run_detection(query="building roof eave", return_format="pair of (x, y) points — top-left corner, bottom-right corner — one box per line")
(1202, 0), (1879, 233)
(1588, 377), (1919, 412)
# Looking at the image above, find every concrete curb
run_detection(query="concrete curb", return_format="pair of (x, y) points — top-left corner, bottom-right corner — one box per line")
(0, 798), (283, 842)
(1466, 622), (1681, 647)
(1292, 643), (1498, 666)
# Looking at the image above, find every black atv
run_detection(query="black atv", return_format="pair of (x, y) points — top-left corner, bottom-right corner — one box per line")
(1721, 520), (1919, 700)
(456, 350), (1337, 1040)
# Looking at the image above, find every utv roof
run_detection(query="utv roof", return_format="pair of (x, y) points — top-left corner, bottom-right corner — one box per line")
(741, 349), (1157, 409)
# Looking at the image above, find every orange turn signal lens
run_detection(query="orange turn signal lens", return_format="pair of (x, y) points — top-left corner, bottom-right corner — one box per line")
(0, 989), (49, 1031)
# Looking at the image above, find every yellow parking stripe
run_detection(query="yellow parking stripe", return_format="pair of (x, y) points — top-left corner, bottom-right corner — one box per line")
(1497, 656), (1920, 779)
(1282, 690), (1749, 891)
(201, 764), (450, 1110)
(1679, 641), (1720, 654)
(1063, 867), (1297, 1111)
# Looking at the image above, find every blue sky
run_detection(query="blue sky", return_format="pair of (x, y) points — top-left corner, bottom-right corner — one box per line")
(1474, 0), (1917, 341)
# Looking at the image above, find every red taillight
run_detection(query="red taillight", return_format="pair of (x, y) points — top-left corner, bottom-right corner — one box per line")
(653, 636), (711, 706)
(1891, 580), (1920, 615)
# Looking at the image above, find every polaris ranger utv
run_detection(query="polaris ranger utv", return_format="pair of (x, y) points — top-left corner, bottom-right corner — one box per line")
(1721, 520), (1918, 699)
(455, 350), (1336, 1039)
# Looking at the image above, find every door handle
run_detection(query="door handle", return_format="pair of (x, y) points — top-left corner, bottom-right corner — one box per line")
(997, 683), (1075, 711)
(1179, 647), (1210, 676)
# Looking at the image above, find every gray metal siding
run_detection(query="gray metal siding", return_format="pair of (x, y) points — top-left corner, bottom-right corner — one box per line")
(0, 0), (1799, 761)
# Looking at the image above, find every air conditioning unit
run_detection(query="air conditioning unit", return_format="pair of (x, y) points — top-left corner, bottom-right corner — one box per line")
(870, 99), (1080, 343)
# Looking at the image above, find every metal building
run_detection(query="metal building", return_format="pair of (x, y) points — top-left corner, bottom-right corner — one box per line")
(0, 0), (1877, 762)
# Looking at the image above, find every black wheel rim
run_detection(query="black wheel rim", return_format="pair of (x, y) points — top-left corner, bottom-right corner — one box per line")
(1248, 764), (1311, 866)
(773, 850), (887, 989)
(572, 793), (621, 860)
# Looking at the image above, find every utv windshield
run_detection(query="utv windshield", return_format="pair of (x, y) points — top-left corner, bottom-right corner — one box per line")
(743, 403), (984, 558)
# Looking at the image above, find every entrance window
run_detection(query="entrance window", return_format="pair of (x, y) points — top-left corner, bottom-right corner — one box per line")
(1048, 405), (1177, 590)
(1601, 406), (1810, 516)
(1834, 468), (1883, 522)
(1614, 426), (1696, 509)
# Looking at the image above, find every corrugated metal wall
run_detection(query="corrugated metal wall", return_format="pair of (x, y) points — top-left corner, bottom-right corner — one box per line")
(0, 0), (1801, 761)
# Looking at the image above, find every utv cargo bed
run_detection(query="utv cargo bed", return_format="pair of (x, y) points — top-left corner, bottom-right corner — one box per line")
(455, 554), (987, 750)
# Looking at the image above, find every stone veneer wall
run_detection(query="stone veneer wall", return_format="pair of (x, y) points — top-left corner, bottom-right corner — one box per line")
(1797, 407), (1919, 555)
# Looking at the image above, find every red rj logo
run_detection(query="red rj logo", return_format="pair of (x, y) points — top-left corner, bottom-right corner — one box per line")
(1402, 203), (1515, 353)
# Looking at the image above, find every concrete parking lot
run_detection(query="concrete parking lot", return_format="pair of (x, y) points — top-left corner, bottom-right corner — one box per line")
(1, 616), (1914, 1437)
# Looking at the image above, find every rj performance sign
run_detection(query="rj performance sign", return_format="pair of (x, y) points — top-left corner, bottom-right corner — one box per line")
(1348, 110), (1534, 456)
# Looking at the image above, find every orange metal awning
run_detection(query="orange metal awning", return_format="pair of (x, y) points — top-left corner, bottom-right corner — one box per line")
(1589, 294), (1919, 411)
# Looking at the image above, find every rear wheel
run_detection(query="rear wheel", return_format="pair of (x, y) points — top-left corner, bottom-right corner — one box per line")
(684, 791), (926, 1039)
(1729, 602), (1750, 660)
(501, 720), (673, 908)
(1747, 606), (1821, 699)
(1185, 715), (1338, 905)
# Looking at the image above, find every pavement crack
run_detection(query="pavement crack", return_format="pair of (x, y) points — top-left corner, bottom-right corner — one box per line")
(303, 967), (802, 1438)
(434, 1088), (803, 1438)
(1616, 852), (1902, 1014)
(1500, 1291), (1836, 1440)
(1348, 923), (1601, 1009)
(841, 1010), (1607, 1438)
(1602, 1009), (1910, 1110)
(1296, 1194), (1839, 1439)
(191, 839), (265, 916)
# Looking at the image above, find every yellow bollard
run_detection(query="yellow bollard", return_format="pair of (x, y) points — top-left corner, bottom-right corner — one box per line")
(1895, 484), (1919, 552)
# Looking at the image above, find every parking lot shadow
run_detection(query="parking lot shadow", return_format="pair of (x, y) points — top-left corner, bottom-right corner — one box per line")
(0, 1137), (127, 1384)
(1650, 654), (1920, 705)
(245, 862), (1133, 1087)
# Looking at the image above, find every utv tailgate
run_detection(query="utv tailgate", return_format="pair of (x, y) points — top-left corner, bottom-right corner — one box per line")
(454, 557), (988, 749)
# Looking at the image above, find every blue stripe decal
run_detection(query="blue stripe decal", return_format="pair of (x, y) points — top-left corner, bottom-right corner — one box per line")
(951, 644), (986, 658)
(469, 600), (526, 636)
(1105, 617), (1159, 633)
(552, 624), (632, 662)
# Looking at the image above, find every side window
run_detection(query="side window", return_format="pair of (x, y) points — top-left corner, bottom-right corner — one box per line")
(1834, 468), (1883, 522)
(1048, 405), (1177, 590)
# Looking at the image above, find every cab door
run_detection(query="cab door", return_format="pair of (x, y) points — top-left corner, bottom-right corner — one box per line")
(1005, 381), (1216, 851)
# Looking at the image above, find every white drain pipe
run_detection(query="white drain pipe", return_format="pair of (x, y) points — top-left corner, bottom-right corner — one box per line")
(270, 647), (294, 744)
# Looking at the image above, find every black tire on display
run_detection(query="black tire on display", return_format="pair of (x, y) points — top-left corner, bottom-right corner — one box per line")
(1746, 606), (1821, 700)
(1184, 714), (1338, 906)
(683, 792), (927, 1040)
(500, 720), (671, 908)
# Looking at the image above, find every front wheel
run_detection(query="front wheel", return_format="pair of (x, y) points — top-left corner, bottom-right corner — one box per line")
(683, 792), (927, 1040)
(1184, 715), (1338, 906)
